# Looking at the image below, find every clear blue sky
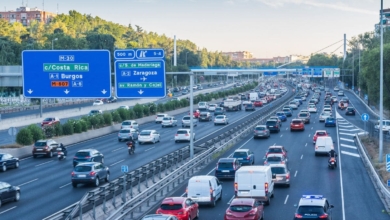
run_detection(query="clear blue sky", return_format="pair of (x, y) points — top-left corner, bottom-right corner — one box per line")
(4, 0), (390, 58)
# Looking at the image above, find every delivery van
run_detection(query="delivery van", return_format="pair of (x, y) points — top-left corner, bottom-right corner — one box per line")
(186, 175), (222, 207)
(234, 166), (274, 205)
(315, 136), (334, 156)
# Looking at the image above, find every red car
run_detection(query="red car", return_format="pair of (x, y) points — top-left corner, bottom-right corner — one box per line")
(156, 197), (199, 220)
(290, 119), (305, 131)
(189, 110), (200, 118)
(224, 198), (264, 220)
(253, 100), (263, 107)
(41, 117), (60, 127)
(266, 145), (288, 157)
(313, 130), (329, 144)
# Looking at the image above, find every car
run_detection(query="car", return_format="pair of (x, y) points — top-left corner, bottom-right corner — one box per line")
(215, 158), (241, 179)
(283, 105), (293, 112)
(338, 100), (348, 109)
(232, 149), (255, 165)
(334, 86), (339, 91)
(308, 105), (317, 113)
(118, 105), (129, 110)
(300, 109), (310, 115)
(92, 100), (104, 106)
(323, 105), (332, 109)
(32, 139), (59, 158)
(338, 91), (344, 96)
(162, 116), (178, 127)
(253, 100), (263, 107)
(254, 125), (270, 139)
(118, 128), (139, 141)
(266, 145), (288, 157)
(156, 197), (199, 220)
(282, 108), (293, 117)
(224, 198), (264, 220)
(245, 103), (255, 111)
(41, 117), (60, 127)
(199, 112), (212, 122)
(190, 110), (200, 118)
(266, 119), (281, 132)
(0, 153), (19, 172)
(298, 112), (310, 124)
(0, 181), (21, 207)
(264, 154), (288, 165)
(269, 116), (282, 125)
(276, 112), (287, 122)
(346, 107), (356, 115)
(171, 97), (181, 102)
(308, 100), (316, 105)
(174, 129), (195, 143)
(71, 162), (110, 188)
(181, 115), (198, 127)
(214, 115), (229, 125)
(289, 101), (298, 109)
(290, 119), (305, 131)
(294, 195), (334, 220)
(73, 149), (104, 167)
(260, 98), (268, 104)
(181, 90), (189, 95)
(121, 120), (139, 130)
(313, 130), (329, 144)
(331, 96), (338, 103)
(155, 113), (169, 123)
(319, 112), (331, 122)
(311, 98), (319, 104)
(270, 164), (290, 187)
(142, 215), (178, 220)
(214, 107), (225, 116)
(88, 109), (103, 116)
(138, 130), (160, 144)
(208, 104), (217, 111)
(340, 97), (349, 103)
(323, 108), (333, 116)
(106, 96), (117, 103)
(325, 117), (336, 127)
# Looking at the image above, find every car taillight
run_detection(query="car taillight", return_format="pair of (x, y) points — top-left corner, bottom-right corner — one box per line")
(265, 182), (269, 194)
(281, 161), (285, 164)
(89, 171), (96, 176)
(319, 214), (328, 218)
(71, 172), (75, 176)
(85, 156), (91, 159)
(185, 134), (189, 136)
(175, 134), (178, 136)
(264, 161), (267, 164)
(246, 210), (257, 216)
(286, 174), (290, 179)
(234, 182), (238, 191)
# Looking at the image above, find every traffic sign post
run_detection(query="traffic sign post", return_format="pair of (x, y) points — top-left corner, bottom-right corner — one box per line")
(388, 180), (390, 187)
(120, 165), (129, 203)
(387, 155), (390, 172)
(22, 50), (112, 98)
(8, 127), (17, 142)
(114, 49), (166, 98)
(362, 113), (369, 132)
(333, 68), (340, 78)
(121, 165), (129, 173)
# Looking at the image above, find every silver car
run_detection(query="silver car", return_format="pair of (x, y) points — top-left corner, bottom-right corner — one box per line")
(264, 154), (288, 165)
(270, 163), (290, 187)
(71, 162), (110, 188)
(121, 120), (139, 131)
(253, 125), (270, 139)
(181, 116), (198, 128)
(118, 128), (138, 141)
(338, 91), (344, 96)
(319, 112), (331, 122)
(214, 115), (229, 125)
(161, 116), (178, 127)
(138, 130), (160, 144)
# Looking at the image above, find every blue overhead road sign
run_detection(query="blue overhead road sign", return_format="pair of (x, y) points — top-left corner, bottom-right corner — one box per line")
(361, 113), (369, 121)
(136, 49), (165, 59)
(387, 154), (390, 172)
(22, 50), (111, 98)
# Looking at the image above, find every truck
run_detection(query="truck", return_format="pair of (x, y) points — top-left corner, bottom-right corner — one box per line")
(224, 98), (241, 111)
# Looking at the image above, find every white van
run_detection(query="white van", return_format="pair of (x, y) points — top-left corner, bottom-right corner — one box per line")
(234, 166), (274, 205)
(315, 136), (334, 156)
(198, 102), (209, 111)
(249, 92), (259, 101)
(186, 175), (222, 206)
(375, 120), (390, 134)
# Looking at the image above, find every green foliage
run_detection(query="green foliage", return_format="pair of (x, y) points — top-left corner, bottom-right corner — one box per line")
(74, 121), (82, 133)
(62, 122), (74, 135)
(27, 124), (44, 142)
(16, 128), (34, 145)
(149, 103), (157, 114)
(103, 112), (113, 125)
(80, 120), (88, 132)
(117, 108), (128, 121)
(142, 105), (150, 116)
(81, 116), (92, 129)
(95, 115), (105, 128)
(43, 126), (55, 138)
(128, 109), (135, 119)
(157, 103), (165, 112)
(133, 104), (143, 118)
(112, 111), (122, 123)
(54, 123), (63, 136)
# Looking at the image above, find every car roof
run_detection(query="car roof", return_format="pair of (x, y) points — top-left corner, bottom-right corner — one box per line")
(218, 158), (236, 162)
(77, 149), (95, 152)
(269, 163), (288, 168)
(298, 195), (327, 206)
(235, 149), (249, 152)
(292, 119), (303, 122)
(230, 198), (255, 206)
(315, 130), (327, 133)
(268, 145), (284, 149)
(161, 197), (185, 204)
(75, 162), (98, 166)
(256, 125), (267, 128)
(141, 130), (155, 132)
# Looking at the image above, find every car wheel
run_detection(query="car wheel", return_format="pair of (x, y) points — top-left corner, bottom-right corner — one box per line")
(15, 191), (20, 201)
(219, 191), (222, 201)
(162, 125), (165, 128)
(175, 140), (178, 143)
(14, 161), (19, 169)
(1, 164), (6, 172)
(101, 158), (104, 164)
(118, 138), (121, 142)
(265, 197), (271, 206)
(33, 155), (37, 158)
(211, 198), (216, 207)
(196, 209), (200, 219)
(139, 142), (143, 145)
(72, 182), (78, 188)
(105, 173), (110, 182)
(214, 123), (217, 126)
(182, 125), (184, 128)
(286, 183), (290, 188)
(48, 151), (53, 158)
(94, 177), (100, 187)
(254, 136), (257, 139)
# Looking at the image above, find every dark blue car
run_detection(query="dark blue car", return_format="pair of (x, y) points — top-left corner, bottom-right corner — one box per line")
(325, 117), (336, 127)
(232, 149), (255, 165)
(276, 112), (287, 122)
(282, 108), (293, 117)
(215, 158), (241, 179)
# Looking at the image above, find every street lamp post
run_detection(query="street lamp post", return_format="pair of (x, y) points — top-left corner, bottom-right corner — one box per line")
(379, 0), (384, 162)
(51, 38), (58, 50)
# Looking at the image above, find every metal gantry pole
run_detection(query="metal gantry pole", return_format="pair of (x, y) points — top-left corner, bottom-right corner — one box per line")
(189, 73), (194, 159)
(379, 0), (384, 162)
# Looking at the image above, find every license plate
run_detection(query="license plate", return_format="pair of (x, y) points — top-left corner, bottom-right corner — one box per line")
(78, 175), (86, 177)
(222, 170), (230, 173)
(331, 162), (334, 164)
(277, 177), (283, 181)
(36, 149), (42, 151)
(240, 191), (249, 194)
(237, 158), (243, 160)
(269, 126), (274, 127)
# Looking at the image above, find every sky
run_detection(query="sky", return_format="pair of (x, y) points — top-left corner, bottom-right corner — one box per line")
(3, 0), (390, 58)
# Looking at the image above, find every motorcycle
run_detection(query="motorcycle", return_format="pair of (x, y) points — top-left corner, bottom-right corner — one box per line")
(328, 157), (337, 169)
(57, 148), (66, 160)
(127, 142), (135, 155)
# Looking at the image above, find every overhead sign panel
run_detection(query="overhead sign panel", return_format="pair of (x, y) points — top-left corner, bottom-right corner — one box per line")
(333, 68), (340, 78)
(22, 50), (111, 98)
(313, 68), (323, 78)
(323, 69), (333, 77)
(302, 68), (312, 77)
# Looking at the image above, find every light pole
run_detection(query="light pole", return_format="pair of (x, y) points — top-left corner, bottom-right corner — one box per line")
(379, 0), (384, 162)
(51, 38), (58, 50)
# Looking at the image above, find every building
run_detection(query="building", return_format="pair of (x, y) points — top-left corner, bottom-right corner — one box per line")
(0, 6), (56, 26)
(222, 51), (253, 60)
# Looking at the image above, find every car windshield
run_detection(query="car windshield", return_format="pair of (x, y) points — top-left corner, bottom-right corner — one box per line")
(316, 132), (327, 136)
(229, 205), (253, 212)
(268, 148), (282, 153)
(74, 166), (92, 172)
(0, 155), (3, 160)
(299, 113), (308, 117)
(35, 141), (47, 146)
(122, 121), (131, 125)
(75, 152), (90, 157)
(292, 120), (301, 124)
(218, 162), (233, 169)
(160, 204), (183, 210)
(140, 131), (151, 135)
(216, 116), (224, 119)
(267, 156), (282, 161)
(233, 152), (248, 157)
(266, 121), (276, 125)
(255, 127), (265, 130)
(43, 118), (53, 121)
(276, 113), (284, 116)
(177, 130), (188, 134)
(327, 118), (335, 121)
(215, 108), (223, 111)
(94, 101), (100, 103)
(200, 113), (208, 116)
(183, 116), (191, 120)
(157, 114), (165, 118)
(119, 130), (130, 134)
(297, 206), (325, 215)
(163, 117), (171, 120)
(271, 167), (286, 174)
(90, 110), (99, 114)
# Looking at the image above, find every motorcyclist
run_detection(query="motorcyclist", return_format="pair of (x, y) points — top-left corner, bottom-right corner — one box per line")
(340, 102), (344, 109)
(328, 149), (337, 166)
(60, 143), (67, 156)
(126, 136), (136, 152)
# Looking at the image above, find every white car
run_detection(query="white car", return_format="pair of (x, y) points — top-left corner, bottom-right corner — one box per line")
(334, 87), (340, 91)
(323, 108), (333, 116)
(308, 105), (317, 113)
(319, 112), (331, 122)
(323, 105), (332, 109)
(260, 98), (268, 104)
(331, 96), (338, 102)
(208, 104), (217, 112)
(161, 116), (178, 127)
(155, 113), (168, 123)
(174, 129), (195, 142)
(338, 91), (344, 96)
(289, 102), (298, 110)
(92, 100), (103, 106)
(300, 96), (307, 101)
(299, 109), (311, 116)
(138, 130), (160, 144)
(118, 105), (129, 110)
(181, 116), (198, 127)
(121, 120), (139, 130)
(118, 128), (138, 142)
(214, 115), (229, 125)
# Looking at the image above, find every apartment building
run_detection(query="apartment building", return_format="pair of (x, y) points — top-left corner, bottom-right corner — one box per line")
(0, 6), (56, 26)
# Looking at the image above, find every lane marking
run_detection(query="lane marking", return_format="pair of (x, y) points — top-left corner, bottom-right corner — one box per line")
(341, 151), (360, 158)
(112, 147), (124, 152)
(338, 125), (354, 128)
(300, 155), (303, 159)
(340, 138), (354, 143)
(0, 206), (17, 215)
(227, 195), (235, 204)
(35, 160), (54, 167)
(294, 170), (298, 177)
(18, 178), (38, 187)
(59, 183), (71, 189)
(145, 147), (155, 152)
(340, 144), (357, 149)
(110, 159), (125, 167)
(339, 132), (356, 137)
(20, 157), (32, 161)
(338, 122), (350, 125)
(284, 195), (289, 204)
(336, 115), (346, 220)
(311, 127), (313, 130)
(273, 143), (276, 146)
(308, 134), (311, 137)
(286, 128), (288, 130)
(305, 143), (307, 147)
(339, 128), (360, 132)
(280, 134), (283, 138)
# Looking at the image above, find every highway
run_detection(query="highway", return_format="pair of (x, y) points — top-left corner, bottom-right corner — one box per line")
(0, 83), (229, 146)
(145, 89), (390, 220)
(0, 83), (281, 219)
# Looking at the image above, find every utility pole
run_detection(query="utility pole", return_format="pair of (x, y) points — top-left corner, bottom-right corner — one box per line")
(379, 0), (384, 162)
(352, 51), (354, 92)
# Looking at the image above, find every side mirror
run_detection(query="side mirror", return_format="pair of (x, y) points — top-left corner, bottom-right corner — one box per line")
(330, 205), (334, 208)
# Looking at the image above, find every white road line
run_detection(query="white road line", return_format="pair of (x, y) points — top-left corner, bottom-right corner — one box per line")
(338, 122), (350, 125)
(300, 155), (303, 159)
(341, 151), (360, 157)
(308, 134), (311, 137)
(59, 183), (71, 189)
(110, 159), (125, 167)
(0, 206), (17, 214)
(35, 160), (54, 167)
(18, 178), (38, 187)
(145, 147), (155, 152)
(340, 137), (354, 143)
(339, 128), (360, 132)
(294, 170), (298, 177)
(338, 125), (354, 128)
(284, 195), (289, 204)
(20, 157), (32, 161)
(305, 143), (307, 147)
(286, 128), (288, 130)
(340, 144), (357, 149)
(280, 134), (283, 138)
(227, 195), (235, 204)
(273, 143), (276, 146)
(339, 132), (356, 137)
(336, 117), (346, 220)
(112, 147), (124, 152)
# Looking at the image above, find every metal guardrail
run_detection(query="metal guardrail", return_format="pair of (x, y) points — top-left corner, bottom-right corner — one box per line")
(355, 134), (390, 210)
(43, 87), (295, 220)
